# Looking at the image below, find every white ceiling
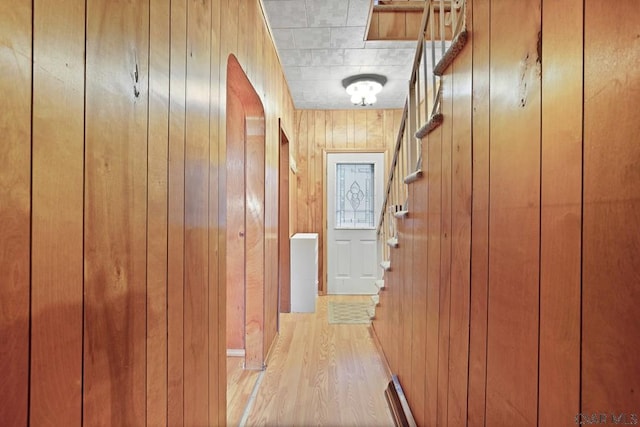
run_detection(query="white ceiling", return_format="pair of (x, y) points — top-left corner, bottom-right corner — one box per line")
(262, 0), (418, 110)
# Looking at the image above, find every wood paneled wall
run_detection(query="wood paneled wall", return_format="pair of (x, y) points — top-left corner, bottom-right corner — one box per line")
(373, 0), (640, 425)
(292, 109), (403, 293)
(0, 0), (294, 424)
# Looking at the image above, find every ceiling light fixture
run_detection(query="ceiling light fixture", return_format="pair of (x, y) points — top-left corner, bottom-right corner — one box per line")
(342, 74), (387, 107)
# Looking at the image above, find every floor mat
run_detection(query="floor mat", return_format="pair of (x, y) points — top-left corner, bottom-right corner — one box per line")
(327, 301), (371, 324)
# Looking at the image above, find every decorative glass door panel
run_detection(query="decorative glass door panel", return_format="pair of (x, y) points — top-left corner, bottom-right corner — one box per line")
(335, 163), (375, 229)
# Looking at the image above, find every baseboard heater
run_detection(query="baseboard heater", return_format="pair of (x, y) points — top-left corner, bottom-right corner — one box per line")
(385, 375), (417, 427)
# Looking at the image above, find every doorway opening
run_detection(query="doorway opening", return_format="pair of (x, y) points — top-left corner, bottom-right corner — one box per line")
(278, 123), (291, 317)
(225, 55), (265, 372)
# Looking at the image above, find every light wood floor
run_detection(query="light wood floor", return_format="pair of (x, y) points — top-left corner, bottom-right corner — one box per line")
(228, 295), (394, 427)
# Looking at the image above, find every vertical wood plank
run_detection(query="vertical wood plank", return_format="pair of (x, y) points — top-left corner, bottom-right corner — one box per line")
(325, 111), (334, 150)
(346, 110), (355, 148)
(312, 111), (323, 289)
(84, 0), (149, 424)
(0, 0), (31, 424)
(332, 111), (347, 147)
(397, 213), (411, 398)
(486, 1), (541, 425)
(467, 0), (490, 424)
(410, 174), (429, 427)
(378, 11), (405, 40)
(296, 111), (309, 232)
(366, 110), (383, 149)
(30, 0), (83, 424)
(446, 2), (473, 423)
(184, 0), (212, 423)
(208, 0), (223, 422)
(425, 125), (442, 427)
(167, 0), (187, 424)
(539, 0), (583, 424)
(582, 0), (640, 415)
(147, 0), (170, 425)
(437, 73), (453, 427)
(353, 110), (368, 149)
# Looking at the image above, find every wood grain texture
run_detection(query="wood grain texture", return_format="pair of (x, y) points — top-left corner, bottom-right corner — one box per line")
(183, 0), (212, 423)
(446, 1), (473, 423)
(425, 124), (443, 427)
(226, 356), (261, 426)
(582, 0), (640, 415)
(1, 0), (294, 424)
(293, 109), (400, 292)
(539, 0), (583, 424)
(208, 1), (223, 423)
(409, 175), (429, 427)
(279, 129), (291, 313)
(83, 0), (149, 424)
(30, 0), (84, 424)
(245, 115), (266, 370)
(226, 88), (246, 351)
(437, 72), (453, 427)
(244, 296), (393, 426)
(0, 0), (31, 424)
(167, 1), (187, 424)
(146, 0), (170, 425)
(486, 1), (541, 425)
(467, 0), (490, 424)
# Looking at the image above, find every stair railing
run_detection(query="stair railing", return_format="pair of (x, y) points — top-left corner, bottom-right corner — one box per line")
(376, 0), (467, 268)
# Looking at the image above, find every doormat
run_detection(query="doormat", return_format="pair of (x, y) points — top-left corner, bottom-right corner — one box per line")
(327, 301), (371, 324)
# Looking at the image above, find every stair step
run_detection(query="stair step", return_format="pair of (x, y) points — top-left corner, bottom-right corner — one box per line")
(375, 279), (385, 290)
(393, 210), (409, 219)
(404, 169), (423, 184)
(367, 306), (376, 320)
(386, 237), (399, 248)
(434, 28), (469, 76)
(415, 112), (443, 139)
(371, 295), (380, 306)
(380, 260), (391, 271)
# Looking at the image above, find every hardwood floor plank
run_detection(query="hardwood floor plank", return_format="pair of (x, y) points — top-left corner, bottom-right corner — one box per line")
(242, 296), (393, 426)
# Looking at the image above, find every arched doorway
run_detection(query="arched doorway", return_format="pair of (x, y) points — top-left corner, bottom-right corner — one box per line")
(226, 55), (265, 370)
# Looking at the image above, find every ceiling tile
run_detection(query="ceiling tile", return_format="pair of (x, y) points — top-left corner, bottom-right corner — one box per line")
(359, 65), (413, 79)
(330, 66), (364, 80)
(330, 27), (366, 49)
(283, 66), (304, 80)
(295, 66), (335, 80)
(343, 48), (379, 66)
(292, 27), (331, 49)
(306, 0), (349, 27)
(347, 0), (370, 26)
(365, 40), (417, 50)
(375, 49), (417, 65)
(264, 0), (308, 28)
(263, 0), (416, 109)
(272, 29), (296, 49)
(311, 49), (345, 66)
(280, 49), (313, 67)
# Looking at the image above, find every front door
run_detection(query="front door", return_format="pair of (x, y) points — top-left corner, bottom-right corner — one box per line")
(327, 152), (384, 294)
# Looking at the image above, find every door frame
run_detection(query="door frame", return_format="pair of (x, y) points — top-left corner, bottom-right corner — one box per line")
(322, 148), (387, 295)
(226, 55), (266, 370)
(277, 120), (291, 320)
